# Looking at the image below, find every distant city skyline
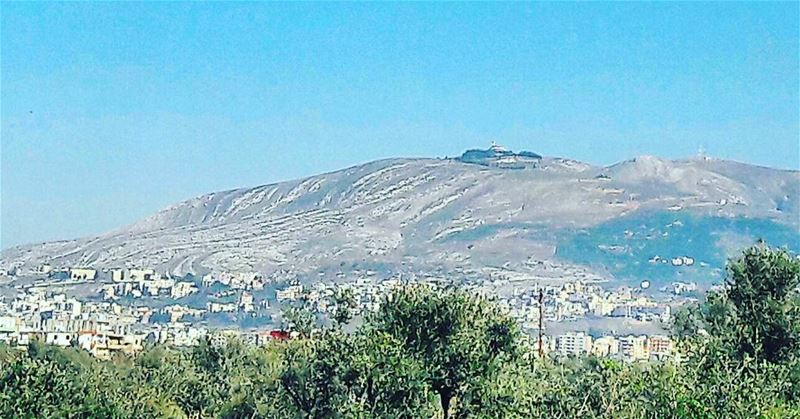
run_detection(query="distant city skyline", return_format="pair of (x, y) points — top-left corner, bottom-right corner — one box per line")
(2, 2), (798, 248)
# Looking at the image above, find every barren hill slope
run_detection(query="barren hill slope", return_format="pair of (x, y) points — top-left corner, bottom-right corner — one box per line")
(2, 155), (798, 284)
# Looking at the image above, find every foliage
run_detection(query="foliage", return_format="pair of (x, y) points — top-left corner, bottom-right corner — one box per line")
(329, 287), (357, 328)
(1, 245), (799, 417)
(720, 244), (800, 363)
(282, 305), (316, 337)
(369, 285), (520, 418)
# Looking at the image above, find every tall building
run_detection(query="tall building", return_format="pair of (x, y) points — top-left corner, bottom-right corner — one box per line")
(619, 335), (649, 361)
(555, 332), (592, 356)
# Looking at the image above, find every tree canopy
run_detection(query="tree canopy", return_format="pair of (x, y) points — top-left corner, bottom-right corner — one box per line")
(1, 244), (799, 418)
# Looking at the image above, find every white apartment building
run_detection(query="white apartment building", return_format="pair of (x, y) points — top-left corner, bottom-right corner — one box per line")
(555, 332), (593, 356)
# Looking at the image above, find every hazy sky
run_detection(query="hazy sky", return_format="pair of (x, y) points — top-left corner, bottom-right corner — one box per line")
(2, 3), (798, 248)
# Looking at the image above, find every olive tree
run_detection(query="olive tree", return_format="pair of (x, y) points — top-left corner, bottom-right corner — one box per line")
(370, 285), (520, 418)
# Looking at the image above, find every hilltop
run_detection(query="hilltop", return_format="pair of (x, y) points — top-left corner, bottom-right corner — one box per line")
(2, 146), (798, 287)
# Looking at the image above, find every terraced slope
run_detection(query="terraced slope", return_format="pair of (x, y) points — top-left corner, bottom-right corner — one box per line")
(2, 156), (798, 284)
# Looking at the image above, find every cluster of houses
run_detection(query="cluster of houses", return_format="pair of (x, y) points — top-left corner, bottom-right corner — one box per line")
(548, 332), (674, 361)
(497, 281), (672, 332)
(0, 260), (683, 361)
(0, 265), (295, 360)
(270, 278), (677, 362)
(0, 288), (143, 359)
(0, 286), (288, 359)
(0, 266), (281, 359)
(649, 255), (696, 267)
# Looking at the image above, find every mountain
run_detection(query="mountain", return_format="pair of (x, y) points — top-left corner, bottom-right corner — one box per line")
(2, 150), (799, 286)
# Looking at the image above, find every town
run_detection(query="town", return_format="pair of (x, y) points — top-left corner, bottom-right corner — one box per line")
(0, 262), (695, 361)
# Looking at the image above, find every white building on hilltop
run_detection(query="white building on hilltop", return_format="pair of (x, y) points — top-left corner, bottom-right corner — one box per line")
(489, 141), (507, 153)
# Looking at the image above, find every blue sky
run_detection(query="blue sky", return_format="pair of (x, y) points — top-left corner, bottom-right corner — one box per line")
(1, 2), (798, 248)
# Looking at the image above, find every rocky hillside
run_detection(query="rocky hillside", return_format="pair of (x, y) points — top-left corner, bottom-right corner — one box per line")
(2, 153), (798, 284)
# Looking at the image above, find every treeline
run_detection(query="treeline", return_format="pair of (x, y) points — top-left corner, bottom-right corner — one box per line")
(1, 245), (799, 418)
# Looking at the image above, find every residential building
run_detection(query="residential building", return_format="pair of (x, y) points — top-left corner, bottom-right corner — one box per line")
(592, 336), (619, 357)
(619, 335), (649, 361)
(555, 332), (592, 356)
(70, 268), (97, 280)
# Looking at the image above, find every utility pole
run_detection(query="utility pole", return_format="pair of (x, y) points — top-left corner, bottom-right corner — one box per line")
(538, 287), (544, 358)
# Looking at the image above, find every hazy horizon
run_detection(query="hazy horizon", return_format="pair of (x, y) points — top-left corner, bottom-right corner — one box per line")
(2, 2), (798, 248)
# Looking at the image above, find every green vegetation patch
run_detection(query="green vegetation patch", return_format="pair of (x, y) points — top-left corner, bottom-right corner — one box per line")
(556, 211), (800, 285)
